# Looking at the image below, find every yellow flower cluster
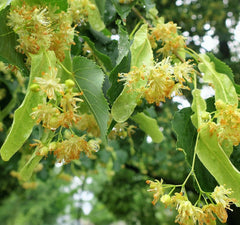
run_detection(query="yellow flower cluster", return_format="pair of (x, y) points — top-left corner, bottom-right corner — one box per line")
(31, 133), (99, 164)
(34, 67), (64, 100)
(68, 0), (96, 23)
(54, 134), (99, 163)
(214, 100), (240, 146)
(119, 58), (194, 105)
(146, 179), (236, 225)
(148, 21), (186, 56)
(8, 3), (75, 61)
(31, 76), (83, 130)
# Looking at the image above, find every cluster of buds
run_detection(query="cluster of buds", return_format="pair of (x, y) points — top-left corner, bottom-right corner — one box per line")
(146, 179), (236, 225)
(108, 122), (136, 140)
(148, 21), (186, 56)
(119, 58), (194, 105)
(7, 3), (75, 61)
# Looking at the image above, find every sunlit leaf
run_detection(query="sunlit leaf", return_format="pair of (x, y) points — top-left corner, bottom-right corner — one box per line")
(198, 54), (238, 106)
(0, 0), (9, 11)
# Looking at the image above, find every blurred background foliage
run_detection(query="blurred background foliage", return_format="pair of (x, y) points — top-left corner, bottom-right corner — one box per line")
(0, 0), (240, 224)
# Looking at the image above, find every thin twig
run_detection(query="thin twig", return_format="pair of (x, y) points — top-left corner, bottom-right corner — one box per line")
(132, 7), (152, 28)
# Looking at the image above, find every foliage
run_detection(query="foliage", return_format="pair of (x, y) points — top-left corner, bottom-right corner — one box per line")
(0, 0), (240, 225)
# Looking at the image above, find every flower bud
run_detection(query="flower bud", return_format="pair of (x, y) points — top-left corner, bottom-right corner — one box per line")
(30, 84), (40, 92)
(65, 79), (75, 88)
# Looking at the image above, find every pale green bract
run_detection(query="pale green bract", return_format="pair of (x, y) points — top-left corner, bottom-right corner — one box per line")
(191, 89), (207, 129)
(88, 0), (105, 31)
(0, 51), (56, 161)
(111, 24), (153, 123)
(196, 125), (240, 207)
(132, 112), (163, 143)
(20, 153), (43, 181)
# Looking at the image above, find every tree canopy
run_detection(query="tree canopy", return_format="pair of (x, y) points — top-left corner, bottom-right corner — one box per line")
(0, 0), (240, 224)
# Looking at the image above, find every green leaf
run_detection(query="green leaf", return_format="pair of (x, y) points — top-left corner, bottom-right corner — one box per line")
(73, 56), (109, 141)
(110, 0), (137, 20)
(198, 54), (238, 106)
(196, 124), (240, 206)
(207, 53), (234, 83)
(139, 0), (155, 10)
(20, 153), (43, 181)
(132, 112), (163, 143)
(111, 24), (153, 122)
(172, 108), (217, 191)
(0, 51), (56, 161)
(108, 55), (131, 104)
(104, 0), (117, 25)
(172, 108), (197, 165)
(82, 36), (113, 71)
(88, 0), (105, 31)
(191, 89), (207, 128)
(0, 6), (28, 75)
(207, 53), (240, 96)
(116, 20), (130, 65)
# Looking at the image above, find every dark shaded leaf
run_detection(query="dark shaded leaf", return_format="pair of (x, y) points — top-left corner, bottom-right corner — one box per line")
(82, 36), (113, 71)
(110, 0), (137, 20)
(107, 54), (131, 104)
(172, 108), (217, 192)
(73, 56), (109, 141)
(0, 6), (28, 75)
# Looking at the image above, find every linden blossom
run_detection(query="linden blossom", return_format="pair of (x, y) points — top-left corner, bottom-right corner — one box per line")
(148, 21), (186, 57)
(146, 178), (236, 225)
(214, 100), (240, 146)
(119, 57), (194, 106)
(34, 67), (64, 100)
(53, 134), (99, 164)
(7, 3), (76, 62)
